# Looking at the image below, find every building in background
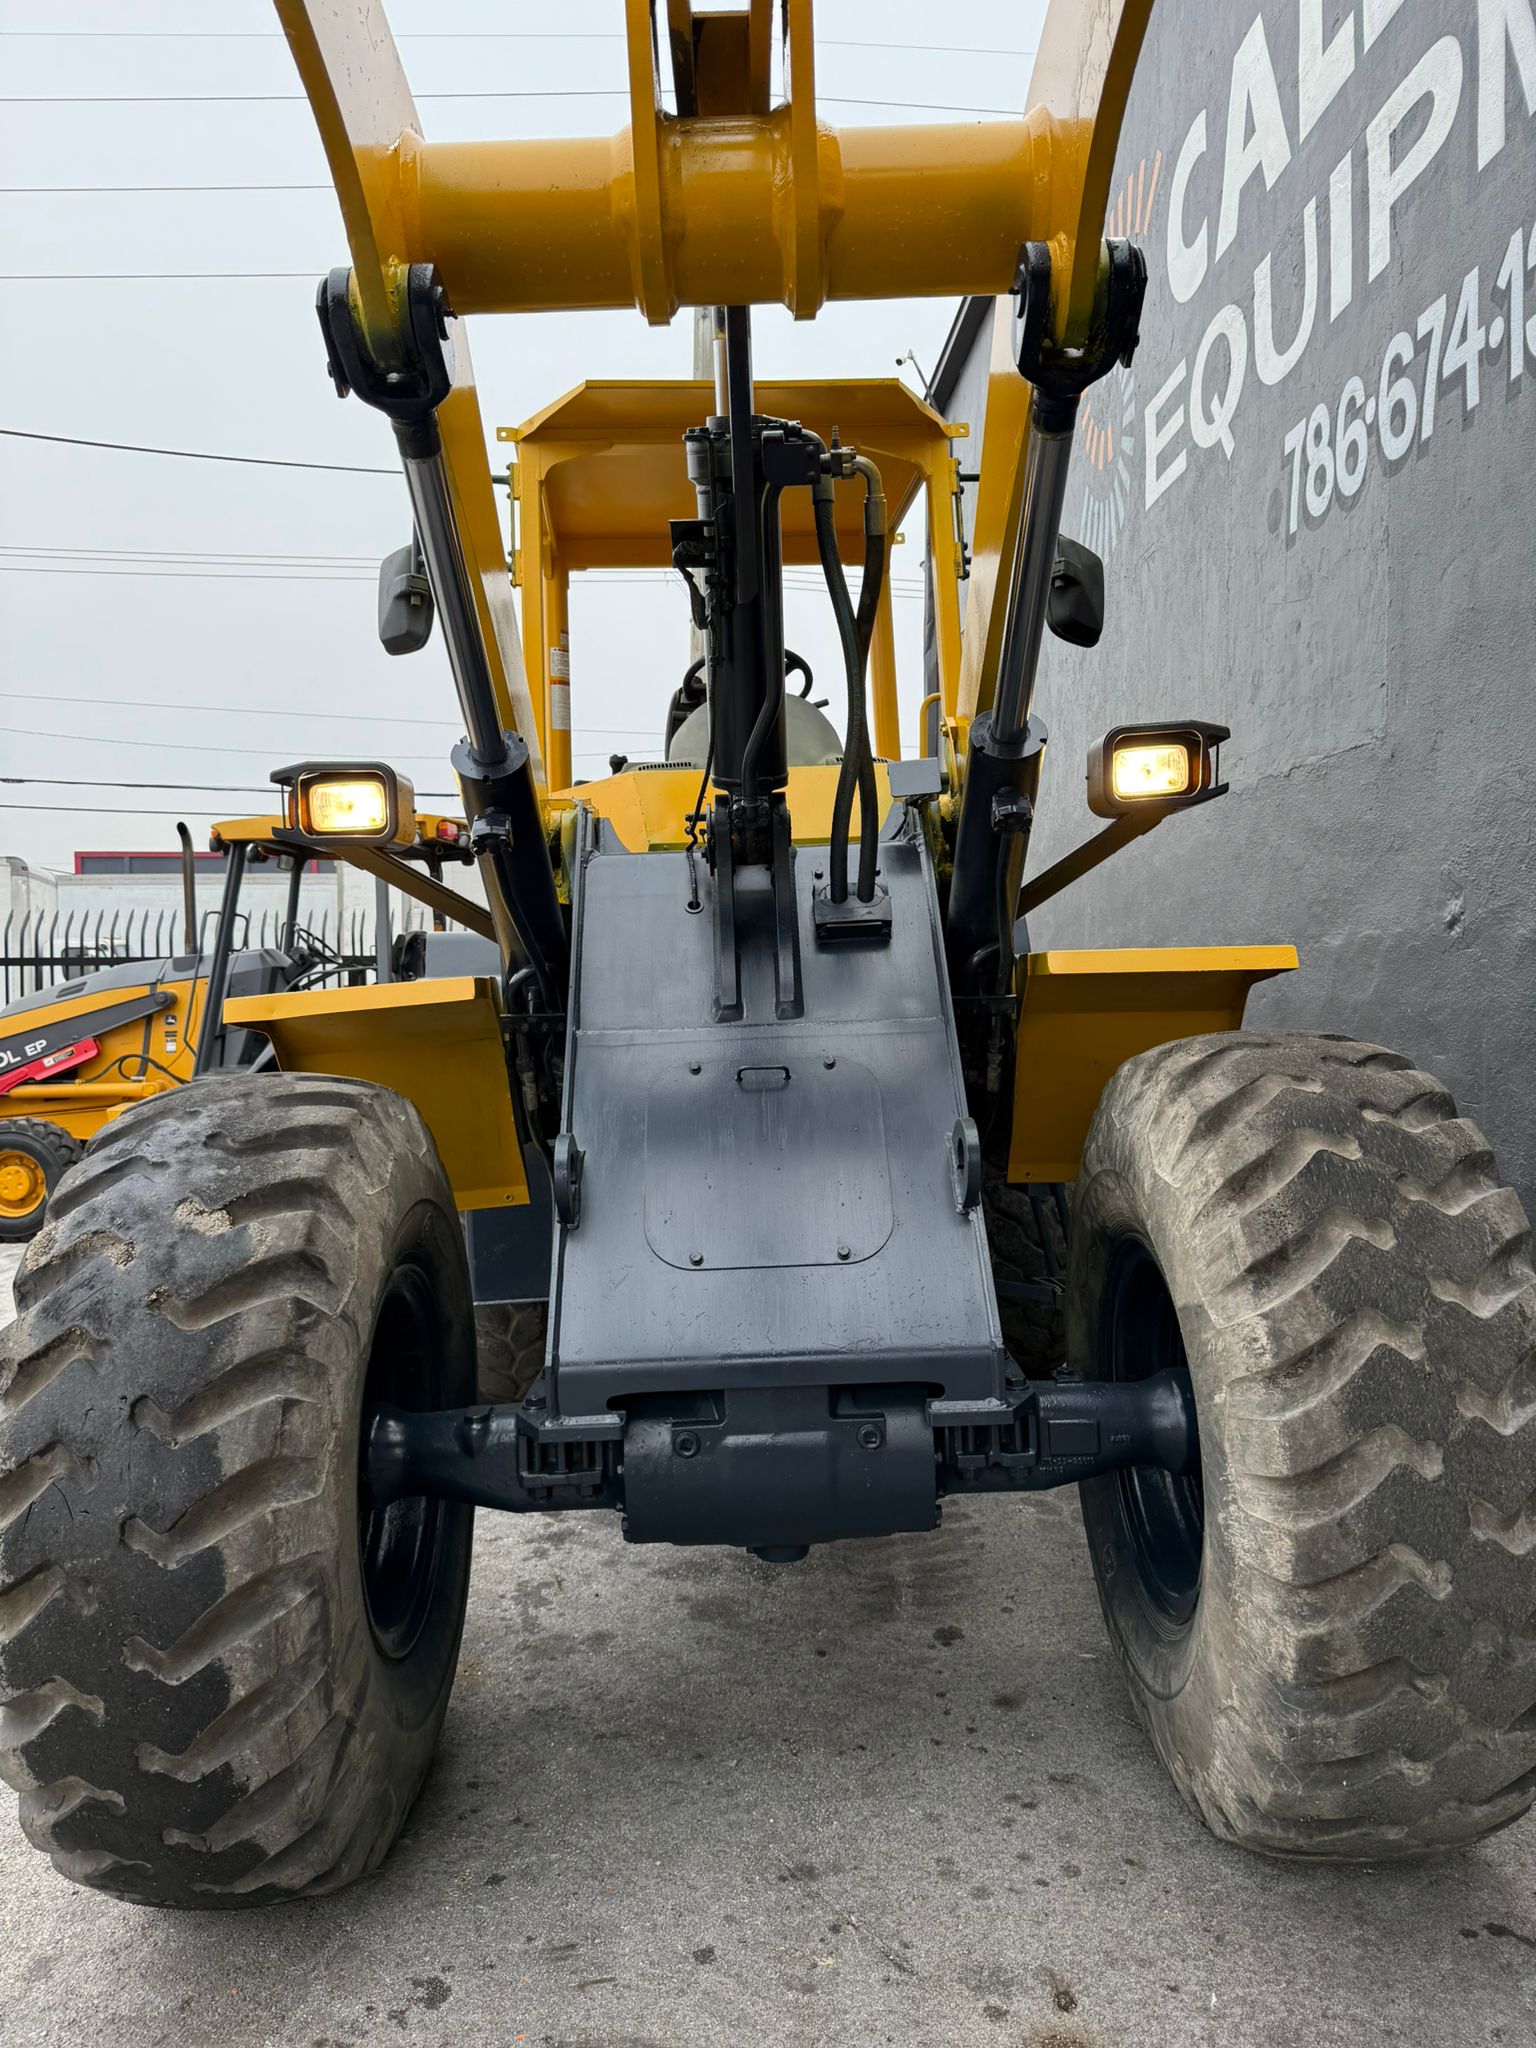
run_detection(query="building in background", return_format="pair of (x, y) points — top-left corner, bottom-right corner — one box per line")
(929, 0), (1535, 1203)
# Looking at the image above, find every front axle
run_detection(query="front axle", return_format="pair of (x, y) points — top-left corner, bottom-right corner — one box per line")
(364, 1369), (1198, 1554)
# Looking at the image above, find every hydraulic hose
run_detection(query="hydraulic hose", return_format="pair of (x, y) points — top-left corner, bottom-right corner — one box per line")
(481, 835), (558, 1016)
(815, 489), (863, 903)
(850, 460), (888, 903)
(994, 824), (1019, 995)
(821, 460), (887, 904)
(738, 478), (786, 799)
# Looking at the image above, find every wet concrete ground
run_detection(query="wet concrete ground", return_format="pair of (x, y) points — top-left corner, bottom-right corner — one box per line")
(1, 1241), (1533, 2047)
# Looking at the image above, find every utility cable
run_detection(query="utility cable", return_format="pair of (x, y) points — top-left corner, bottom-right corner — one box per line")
(1, 92), (1021, 114)
(0, 720), (457, 763)
(0, 800), (255, 816)
(0, 690), (656, 742)
(0, 32), (1036, 59)
(0, 775), (461, 799)
(0, 563), (375, 584)
(0, 426), (396, 474)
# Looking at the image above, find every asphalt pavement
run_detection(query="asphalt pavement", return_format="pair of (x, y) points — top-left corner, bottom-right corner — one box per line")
(1, 1241), (1533, 2047)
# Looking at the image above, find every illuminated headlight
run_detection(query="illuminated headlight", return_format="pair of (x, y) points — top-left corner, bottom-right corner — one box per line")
(1086, 722), (1230, 818)
(1112, 742), (1191, 802)
(307, 776), (391, 835)
(272, 762), (416, 847)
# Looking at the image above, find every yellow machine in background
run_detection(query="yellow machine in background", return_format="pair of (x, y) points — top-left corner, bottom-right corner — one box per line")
(3, 0), (1532, 1916)
(0, 802), (475, 1237)
(0, 963), (212, 1239)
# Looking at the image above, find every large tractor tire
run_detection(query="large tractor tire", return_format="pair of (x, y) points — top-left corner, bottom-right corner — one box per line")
(982, 1164), (1067, 1371)
(0, 1072), (475, 1907)
(0, 1119), (84, 1244)
(1070, 1030), (1536, 1861)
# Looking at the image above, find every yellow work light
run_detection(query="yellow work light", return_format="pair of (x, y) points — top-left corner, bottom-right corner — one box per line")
(271, 762), (417, 847)
(1086, 722), (1229, 819)
(1111, 742), (1192, 802)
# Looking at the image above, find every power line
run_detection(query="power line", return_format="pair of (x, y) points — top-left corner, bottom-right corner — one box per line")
(3, 688), (670, 743)
(0, 800), (245, 816)
(0, 563), (375, 585)
(0, 90), (634, 102)
(1, 777), (257, 793)
(0, 754), (742, 814)
(0, 563), (922, 597)
(2, 545), (378, 564)
(0, 183), (333, 194)
(0, 774), (460, 798)
(0, 548), (924, 594)
(0, 31), (1036, 58)
(0, 92), (1019, 114)
(1, 184), (333, 194)
(0, 427), (395, 475)
(1, 272), (325, 281)
(0, 703), (665, 743)
(0, 720), (457, 762)
(0, 27), (630, 35)
(2, 691), (458, 730)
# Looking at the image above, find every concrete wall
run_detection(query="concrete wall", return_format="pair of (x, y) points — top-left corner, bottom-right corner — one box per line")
(934, 0), (1536, 1205)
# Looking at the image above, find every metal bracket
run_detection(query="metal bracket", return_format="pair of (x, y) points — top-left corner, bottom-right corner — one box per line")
(710, 793), (742, 1021)
(552, 1131), (583, 1228)
(885, 758), (943, 802)
(316, 262), (453, 427)
(812, 880), (893, 946)
(769, 801), (803, 1019)
(1012, 238), (1148, 431)
(950, 1117), (983, 1213)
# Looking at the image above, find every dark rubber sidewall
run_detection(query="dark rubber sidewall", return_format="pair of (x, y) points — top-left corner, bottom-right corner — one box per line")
(1076, 1169), (1210, 1706)
(353, 1196), (476, 1736)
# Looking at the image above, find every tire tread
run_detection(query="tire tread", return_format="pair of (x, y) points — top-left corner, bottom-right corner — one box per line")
(1075, 1029), (1536, 1860)
(0, 1070), (472, 1905)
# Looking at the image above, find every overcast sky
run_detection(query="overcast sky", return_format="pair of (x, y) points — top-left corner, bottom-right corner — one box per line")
(0, 0), (1048, 873)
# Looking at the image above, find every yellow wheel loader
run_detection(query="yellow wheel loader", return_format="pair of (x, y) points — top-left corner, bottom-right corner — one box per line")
(0, 806), (470, 1241)
(2, 0), (1532, 1908)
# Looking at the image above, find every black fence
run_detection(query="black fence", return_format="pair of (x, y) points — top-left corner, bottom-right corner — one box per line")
(0, 903), (425, 1006)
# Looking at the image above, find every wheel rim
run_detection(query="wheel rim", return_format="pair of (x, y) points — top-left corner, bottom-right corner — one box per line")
(1097, 1236), (1204, 1630)
(358, 1257), (455, 1661)
(0, 1148), (47, 1221)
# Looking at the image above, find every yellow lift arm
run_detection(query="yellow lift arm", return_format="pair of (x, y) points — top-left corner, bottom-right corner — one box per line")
(275, 0), (1155, 769)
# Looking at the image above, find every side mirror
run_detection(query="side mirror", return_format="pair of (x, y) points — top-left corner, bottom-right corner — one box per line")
(378, 537), (434, 655)
(1047, 536), (1104, 648)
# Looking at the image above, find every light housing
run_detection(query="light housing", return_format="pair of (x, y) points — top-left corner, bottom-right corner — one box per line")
(271, 761), (417, 848)
(1086, 721), (1229, 819)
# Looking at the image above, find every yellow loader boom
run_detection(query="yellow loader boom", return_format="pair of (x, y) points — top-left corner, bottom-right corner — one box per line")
(276, 0), (1154, 764)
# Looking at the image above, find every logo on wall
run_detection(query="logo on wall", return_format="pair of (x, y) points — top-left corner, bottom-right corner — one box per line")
(1074, 151), (1162, 563)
